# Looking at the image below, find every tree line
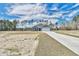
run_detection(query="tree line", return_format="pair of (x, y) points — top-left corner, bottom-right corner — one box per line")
(54, 15), (79, 30)
(0, 15), (79, 31)
(0, 20), (18, 31)
(66, 15), (79, 30)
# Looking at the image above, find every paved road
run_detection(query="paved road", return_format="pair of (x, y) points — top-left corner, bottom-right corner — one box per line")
(43, 31), (79, 55)
(35, 33), (77, 56)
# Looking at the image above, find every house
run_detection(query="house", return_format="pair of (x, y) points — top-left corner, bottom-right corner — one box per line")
(32, 23), (51, 31)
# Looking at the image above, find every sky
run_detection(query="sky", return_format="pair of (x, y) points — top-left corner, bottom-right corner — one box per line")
(0, 3), (79, 23)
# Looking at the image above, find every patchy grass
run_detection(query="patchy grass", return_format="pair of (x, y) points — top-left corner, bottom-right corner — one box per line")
(5, 48), (19, 52)
(54, 30), (79, 38)
(35, 32), (77, 56)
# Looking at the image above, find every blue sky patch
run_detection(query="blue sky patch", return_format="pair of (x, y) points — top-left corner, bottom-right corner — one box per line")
(0, 3), (79, 22)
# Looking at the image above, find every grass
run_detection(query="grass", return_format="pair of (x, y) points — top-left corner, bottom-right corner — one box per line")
(54, 30), (79, 38)
(5, 47), (22, 56)
(5, 48), (19, 52)
(35, 32), (78, 56)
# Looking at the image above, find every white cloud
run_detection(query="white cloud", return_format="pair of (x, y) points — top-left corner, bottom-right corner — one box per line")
(60, 5), (68, 9)
(58, 10), (70, 14)
(7, 3), (49, 23)
(50, 4), (59, 11)
(7, 4), (69, 21)
(9, 4), (46, 16)
(68, 4), (79, 10)
(19, 14), (49, 22)
(52, 13), (63, 17)
(8, 3), (62, 22)
(60, 9), (79, 21)
(49, 19), (58, 24)
(50, 7), (58, 11)
(68, 9), (79, 17)
(7, 3), (79, 25)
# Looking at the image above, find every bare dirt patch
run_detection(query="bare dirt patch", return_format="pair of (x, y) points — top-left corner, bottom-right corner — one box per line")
(0, 31), (39, 56)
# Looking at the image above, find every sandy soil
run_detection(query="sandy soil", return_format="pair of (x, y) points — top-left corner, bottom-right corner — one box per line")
(0, 31), (39, 56)
(0, 31), (77, 56)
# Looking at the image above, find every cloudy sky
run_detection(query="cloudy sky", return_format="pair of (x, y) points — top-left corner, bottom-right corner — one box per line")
(0, 3), (79, 22)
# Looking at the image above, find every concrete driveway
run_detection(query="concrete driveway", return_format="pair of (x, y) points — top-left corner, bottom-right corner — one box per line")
(43, 31), (79, 55)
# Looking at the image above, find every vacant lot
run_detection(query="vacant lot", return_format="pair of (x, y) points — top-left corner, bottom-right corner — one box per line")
(54, 30), (79, 38)
(0, 31), (77, 56)
(0, 31), (39, 56)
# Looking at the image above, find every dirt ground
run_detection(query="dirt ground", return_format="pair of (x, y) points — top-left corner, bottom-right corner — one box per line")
(0, 31), (78, 56)
(0, 31), (39, 56)
(35, 32), (78, 56)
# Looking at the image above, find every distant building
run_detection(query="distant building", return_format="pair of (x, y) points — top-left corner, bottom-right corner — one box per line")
(32, 23), (51, 31)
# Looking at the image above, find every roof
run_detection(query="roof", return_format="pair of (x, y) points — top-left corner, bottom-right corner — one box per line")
(33, 23), (50, 28)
